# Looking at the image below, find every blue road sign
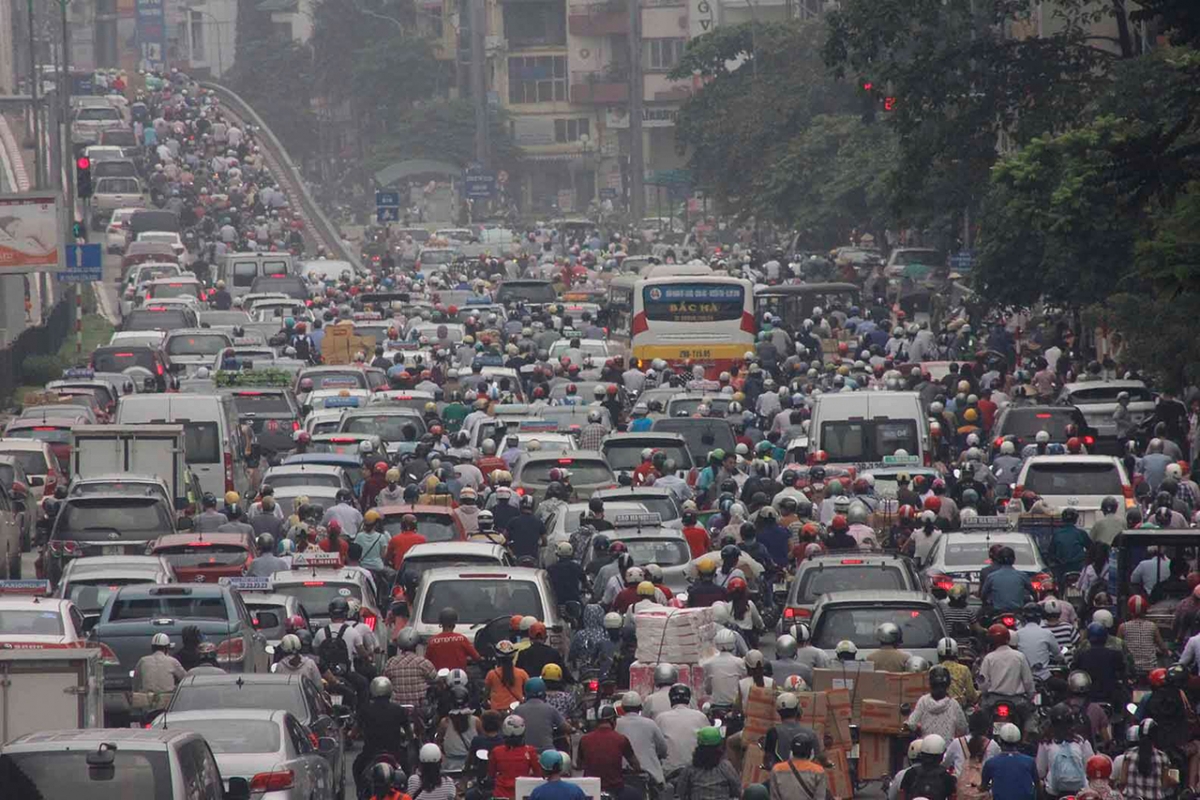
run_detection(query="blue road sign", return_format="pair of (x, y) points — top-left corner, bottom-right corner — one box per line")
(463, 172), (497, 199)
(949, 250), (975, 271)
(376, 207), (400, 223)
(599, 188), (618, 199)
(375, 190), (401, 208)
(57, 244), (103, 282)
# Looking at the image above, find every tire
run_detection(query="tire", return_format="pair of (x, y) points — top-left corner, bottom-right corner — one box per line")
(10, 552), (21, 579)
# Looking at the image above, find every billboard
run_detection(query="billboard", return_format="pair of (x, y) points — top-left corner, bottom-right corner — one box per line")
(0, 193), (63, 273)
(136, 0), (166, 71)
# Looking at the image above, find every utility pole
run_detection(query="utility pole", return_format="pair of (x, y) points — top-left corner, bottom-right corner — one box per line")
(27, 0), (41, 187)
(470, 0), (488, 167)
(627, 0), (645, 221)
(59, 0), (74, 215)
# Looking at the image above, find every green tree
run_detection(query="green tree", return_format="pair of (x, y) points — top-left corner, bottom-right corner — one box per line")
(367, 99), (522, 175)
(227, 36), (318, 160)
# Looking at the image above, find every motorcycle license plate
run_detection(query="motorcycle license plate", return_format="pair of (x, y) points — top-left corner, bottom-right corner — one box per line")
(774, 582), (788, 593)
(329, 694), (342, 706)
(586, 708), (595, 721)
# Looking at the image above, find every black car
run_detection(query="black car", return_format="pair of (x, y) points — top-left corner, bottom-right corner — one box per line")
(988, 404), (1095, 456)
(42, 494), (177, 586)
(230, 388), (302, 456)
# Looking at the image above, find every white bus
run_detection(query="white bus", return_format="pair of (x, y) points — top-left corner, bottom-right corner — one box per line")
(629, 275), (755, 377)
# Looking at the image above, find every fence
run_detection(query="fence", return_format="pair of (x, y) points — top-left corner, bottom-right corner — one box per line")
(0, 285), (77, 402)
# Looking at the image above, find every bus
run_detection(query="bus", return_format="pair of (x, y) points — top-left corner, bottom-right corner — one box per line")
(629, 274), (755, 377)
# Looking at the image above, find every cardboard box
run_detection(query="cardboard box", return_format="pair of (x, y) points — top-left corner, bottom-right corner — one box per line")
(860, 698), (904, 734)
(826, 745), (854, 799)
(811, 664), (875, 717)
(856, 733), (892, 781)
(742, 742), (768, 787)
(825, 688), (852, 747)
(742, 685), (781, 742)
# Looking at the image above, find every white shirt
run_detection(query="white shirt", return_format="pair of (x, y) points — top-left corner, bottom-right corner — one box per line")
(700, 652), (747, 705)
(312, 621), (367, 663)
(1179, 630), (1200, 669)
(978, 645), (1034, 697)
(942, 735), (1001, 776)
(656, 706), (710, 773)
(1131, 556), (1171, 593)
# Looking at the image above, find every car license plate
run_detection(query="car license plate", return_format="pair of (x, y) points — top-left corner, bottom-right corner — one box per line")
(103, 545), (124, 556)
(329, 693), (342, 706)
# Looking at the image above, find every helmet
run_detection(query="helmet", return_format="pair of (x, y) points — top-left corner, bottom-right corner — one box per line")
(920, 734), (947, 756)
(936, 638), (958, 658)
(745, 649), (765, 668)
(654, 663), (679, 687)
(928, 665), (951, 688)
(369, 762), (394, 788)
(1093, 609), (1115, 629)
(419, 743), (442, 764)
(876, 622), (902, 645)
(715, 629), (738, 651)
(637, 581), (657, 597)
(1128, 595), (1147, 617)
(280, 633), (301, 654)
(987, 623), (1010, 646)
(835, 640), (858, 658)
(525, 677), (547, 698)
(540, 750), (565, 772)
(152, 633), (171, 648)
(502, 714), (526, 737)
(396, 627), (420, 651)
(495, 639), (516, 656)
(369, 676), (393, 698)
(905, 656), (931, 672)
(1067, 670), (1092, 695)
(776, 692), (801, 712)
(555, 541), (574, 559)
(775, 635), (798, 659)
(1101, 496), (1120, 514)
(256, 533), (275, 551)
(1149, 668), (1168, 688)
(1086, 621), (1108, 643)
(328, 597), (350, 617)
(603, 612), (623, 630)
(668, 683), (692, 706)
(997, 723), (1022, 744)
(1086, 755), (1113, 781)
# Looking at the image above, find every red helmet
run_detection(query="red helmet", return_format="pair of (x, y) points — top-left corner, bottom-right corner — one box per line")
(1067, 437), (1082, 453)
(1086, 755), (1112, 781)
(987, 623), (1011, 646)
(327, 520), (342, 534)
(286, 614), (306, 632)
(609, 542), (627, 554)
(852, 478), (870, 494)
(898, 504), (917, 522)
(727, 577), (748, 593)
(374, 461), (388, 474)
(1128, 595), (1147, 618)
(837, 341), (849, 355)
(1149, 667), (1168, 688)
(548, 468), (564, 482)
(566, 383), (578, 395)
(533, 387), (546, 399)
(510, 614), (523, 631)
(831, 514), (848, 533)
(430, 425), (443, 437)
(923, 496), (943, 514)
(606, 384), (619, 395)
(801, 522), (821, 538)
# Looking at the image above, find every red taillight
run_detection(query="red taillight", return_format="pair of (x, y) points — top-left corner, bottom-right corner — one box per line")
(631, 311), (648, 336)
(215, 636), (245, 663)
(155, 361), (164, 376)
(840, 559), (864, 565)
(740, 311), (756, 334)
(935, 578), (954, 592)
(224, 452), (234, 492)
(1001, 616), (1015, 627)
(1035, 413), (1052, 419)
(303, 581), (326, 586)
(587, 679), (599, 691)
(250, 771), (294, 792)
(995, 704), (1010, 718)
(96, 641), (120, 665)
(292, 421), (300, 431)
(783, 607), (795, 619)
(362, 612), (377, 631)
(1083, 435), (1095, 446)
(32, 426), (58, 431)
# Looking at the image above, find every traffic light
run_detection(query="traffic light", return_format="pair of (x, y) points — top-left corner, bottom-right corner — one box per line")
(860, 80), (876, 124)
(884, 96), (897, 112)
(76, 156), (92, 199)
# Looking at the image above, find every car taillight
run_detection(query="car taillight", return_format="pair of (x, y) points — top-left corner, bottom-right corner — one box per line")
(44, 468), (58, 496)
(934, 577), (954, 592)
(224, 452), (234, 492)
(155, 361), (164, 376)
(96, 641), (120, 666)
(1083, 435), (1095, 446)
(587, 679), (598, 691)
(783, 607), (795, 620)
(1031, 572), (1050, 591)
(362, 611), (377, 631)
(1001, 616), (1016, 628)
(995, 704), (1010, 718)
(250, 771), (294, 792)
(215, 636), (245, 664)
(49, 540), (78, 555)
(292, 421), (300, 431)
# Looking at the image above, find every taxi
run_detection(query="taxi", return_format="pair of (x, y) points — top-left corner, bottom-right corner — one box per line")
(268, 554), (384, 648)
(304, 390), (370, 412)
(218, 577), (310, 648)
(148, 532), (256, 583)
(0, 580), (89, 651)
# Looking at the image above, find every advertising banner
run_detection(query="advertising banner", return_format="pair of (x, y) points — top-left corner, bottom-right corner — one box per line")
(0, 193), (62, 273)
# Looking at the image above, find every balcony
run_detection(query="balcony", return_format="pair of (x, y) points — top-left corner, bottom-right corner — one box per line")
(568, 0), (629, 36)
(571, 67), (629, 103)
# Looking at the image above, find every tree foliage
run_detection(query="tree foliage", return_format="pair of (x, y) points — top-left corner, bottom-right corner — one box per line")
(367, 99), (523, 174)
(227, 36), (318, 160)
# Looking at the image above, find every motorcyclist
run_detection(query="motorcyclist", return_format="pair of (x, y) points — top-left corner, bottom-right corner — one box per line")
(867, 622), (912, 671)
(365, 762), (412, 800)
(686, 557), (728, 607)
(978, 623), (1034, 719)
(273, 633), (323, 685)
(615, 691), (668, 789)
(935, 637), (979, 708)
(1048, 507), (1091, 586)
(979, 723), (1037, 800)
(436, 685), (478, 772)
(905, 665), (968, 743)
(643, 663), (683, 718)
(530, 750), (585, 800)
(897, 734), (956, 800)
(1016, 602), (1062, 681)
(513, 677), (571, 753)
(981, 546), (1036, 612)
(700, 629), (746, 706)
(486, 714), (543, 799)
(767, 729), (828, 800)
(246, 533), (289, 577)
(1072, 622), (1129, 707)
(762, 692), (823, 768)
(656, 683), (711, 777)
(404, 744), (457, 798)
(353, 676), (412, 794)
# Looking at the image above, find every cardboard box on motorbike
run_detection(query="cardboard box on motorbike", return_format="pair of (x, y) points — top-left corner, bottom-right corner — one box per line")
(628, 661), (706, 703)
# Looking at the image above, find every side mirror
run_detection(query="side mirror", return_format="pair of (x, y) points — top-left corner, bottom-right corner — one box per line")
(264, 644), (276, 656)
(225, 777), (251, 800)
(28, 475), (44, 487)
(565, 600), (582, 619)
(317, 736), (338, 757)
(475, 748), (490, 762)
(311, 714), (334, 733)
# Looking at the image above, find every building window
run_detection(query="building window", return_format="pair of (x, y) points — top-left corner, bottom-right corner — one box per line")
(190, 12), (206, 61)
(554, 118), (590, 143)
(508, 56), (568, 104)
(644, 38), (686, 71)
(503, 0), (567, 47)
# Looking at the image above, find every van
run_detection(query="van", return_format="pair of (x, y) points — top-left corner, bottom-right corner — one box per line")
(1013, 454), (1132, 528)
(809, 390), (929, 466)
(216, 253), (295, 299)
(115, 394), (251, 500)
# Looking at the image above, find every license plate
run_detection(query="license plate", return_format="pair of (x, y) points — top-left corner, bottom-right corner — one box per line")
(586, 708), (595, 721)
(103, 546), (124, 556)
(774, 582), (788, 593)
(329, 694), (342, 706)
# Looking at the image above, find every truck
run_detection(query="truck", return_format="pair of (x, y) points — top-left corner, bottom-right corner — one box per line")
(0, 649), (105, 742)
(70, 425), (191, 511)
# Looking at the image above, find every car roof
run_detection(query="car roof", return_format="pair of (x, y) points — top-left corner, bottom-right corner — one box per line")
(63, 492), (164, 504)
(152, 708), (288, 724)
(518, 449), (606, 463)
(801, 552), (911, 566)
(72, 473), (167, 484)
(595, 486), (673, 497)
(0, 439), (51, 451)
(271, 568), (371, 587)
(1022, 454), (1121, 466)
(178, 672), (304, 687)
(282, 453), (363, 466)
(4, 728), (195, 750)
(600, 432), (687, 444)
(63, 555), (170, 572)
(152, 532), (252, 548)
(418, 566), (545, 582)
(814, 589), (937, 606)
(403, 542), (507, 559)
(264, 464), (345, 476)
(1062, 380), (1148, 392)
(113, 583), (229, 598)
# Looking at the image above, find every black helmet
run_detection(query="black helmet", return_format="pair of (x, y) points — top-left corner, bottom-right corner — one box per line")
(588, 497), (604, 514)
(1167, 664), (1189, 686)
(720, 544), (740, 561)
(790, 729), (818, 758)
(202, 492), (217, 507)
(403, 484), (420, 503)
(336, 488), (354, 504)
(592, 534), (611, 552)
(328, 597), (350, 617)
(370, 762), (394, 789)
(928, 665), (952, 689)
(1060, 507), (1078, 525)
(1100, 496), (1120, 515)
(1021, 602), (1042, 622)
(668, 683), (692, 706)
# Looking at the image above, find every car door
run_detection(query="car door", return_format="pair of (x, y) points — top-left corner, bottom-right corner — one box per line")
(231, 591), (268, 671)
(302, 680), (344, 784)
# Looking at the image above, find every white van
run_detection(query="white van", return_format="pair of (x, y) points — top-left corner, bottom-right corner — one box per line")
(216, 253), (294, 299)
(115, 394), (251, 500)
(809, 391), (928, 466)
(1014, 455), (1132, 528)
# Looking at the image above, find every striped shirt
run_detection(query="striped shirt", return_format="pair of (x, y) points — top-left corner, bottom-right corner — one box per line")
(1044, 620), (1080, 650)
(942, 604), (979, 637)
(405, 775), (457, 800)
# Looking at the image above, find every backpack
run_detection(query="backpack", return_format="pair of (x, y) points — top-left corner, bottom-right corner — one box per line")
(904, 764), (953, 800)
(1048, 741), (1086, 795)
(954, 737), (991, 800)
(317, 623), (352, 674)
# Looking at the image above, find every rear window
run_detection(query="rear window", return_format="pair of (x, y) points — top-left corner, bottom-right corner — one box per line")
(92, 161), (136, 179)
(96, 177), (139, 194)
(123, 309), (191, 331)
(71, 481), (167, 501)
(813, 605), (943, 650)
(344, 415), (421, 441)
(651, 419), (737, 463)
(519, 459), (614, 486)
(496, 282), (556, 305)
(819, 420), (919, 462)
(999, 409), (1078, 438)
(66, 578), (154, 614)
(0, 609), (65, 635)
(233, 393), (295, 415)
(619, 538), (690, 567)
(181, 421), (221, 464)
(1068, 386), (1155, 404)
(147, 283), (199, 300)
(307, 373), (367, 390)
(159, 719), (282, 754)
(943, 541), (1039, 568)
(6, 426), (71, 444)
(57, 500), (172, 539)
(155, 543), (250, 568)
(101, 129), (137, 146)
(108, 595), (229, 620)
(273, 582), (362, 612)
(383, 513), (459, 542)
(795, 565), (908, 603)
(250, 276), (306, 299)
(171, 683), (307, 718)
(76, 106), (121, 121)
(166, 334), (226, 356)
(93, 348), (155, 371)
(232, 261), (259, 287)
(667, 397), (731, 417)
(0, 450), (49, 475)
(1022, 462), (1124, 496)
(0, 750), (172, 800)
(420, 579), (543, 625)
(603, 442), (692, 471)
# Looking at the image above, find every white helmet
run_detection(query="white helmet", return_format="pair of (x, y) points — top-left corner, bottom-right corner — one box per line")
(625, 567), (645, 584)
(744, 649), (765, 668)
(1093, 609), (1114, 629)
(502, 715), (526, 737)
(999, 440), (1015, 455)
(998, 723), (1022, 744)
(907, 739), (925, 760)
(448, 668), (469, 688)
(280, 634), (301, 654)
(151, 633), (171, 648)
(776, 692), (800, 712)
(419, 743), (443, 763)
(920, 734), (947, 756)
(936, 637), (958, 658)
(603, 612), (623, 630)
(715, 629), (738, 652)
(711, 600), (732, 625)
(1035, 430), (1050, 444)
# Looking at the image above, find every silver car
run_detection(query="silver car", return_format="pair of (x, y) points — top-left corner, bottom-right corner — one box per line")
(150, 708), (337, 799)
(808, 590), (948, 665)
(1057, 380), (1156, 441)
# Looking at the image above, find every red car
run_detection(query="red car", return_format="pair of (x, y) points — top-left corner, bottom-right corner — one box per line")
(376, 503), (466, 543)
(149, 532), (255, 583)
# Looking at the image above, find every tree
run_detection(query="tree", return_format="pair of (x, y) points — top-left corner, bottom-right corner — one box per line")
(367, 99), (523, 175)
(227, 36), (318, 160)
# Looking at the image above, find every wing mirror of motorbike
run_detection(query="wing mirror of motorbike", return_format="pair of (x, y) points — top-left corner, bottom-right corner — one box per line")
(317, 736), (339, 757)
(475, 749), (490, 762)
(509, 701), (520, 712)
(953, 469), (962, 479)
(264, 644), (276, 656)
(1126, 703), (1139, 716)
(311, 714), (334, 733)
(1060, 646), (1070, 658)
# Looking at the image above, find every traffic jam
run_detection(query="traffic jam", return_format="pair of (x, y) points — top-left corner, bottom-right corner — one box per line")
(1, 67), (1198, 800)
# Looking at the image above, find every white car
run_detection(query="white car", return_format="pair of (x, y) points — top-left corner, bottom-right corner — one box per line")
(1057, 380), (1157, 440)
(1013, 454), (1133, 528)
(105, 207), (142, 253)
(136, 230), (188, 263)
(0, 580), (89, 650)
(107, 329), (167, 348)
(548, 337), (610, 366)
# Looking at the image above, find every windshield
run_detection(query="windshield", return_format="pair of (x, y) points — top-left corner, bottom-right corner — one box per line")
(943, 541), (1039, 568)
(56, 501), (172, 539)
(382, 513), (459, 542)
(166, 334), (225, 356)
(66, 579), (155, 614)
(519, 460), (614, 486)
(344, 415), (421, 441)
(999, 409), (1078, 438)
(813, 606), (943, 650)
(108, 595), (229, 620)
(155, 543), (250, 568)
(1068, 386), (1155, 403)
(617, 538), (690, 567)
(71, 481), (167, 501)
(171, 684), (307, 718)
(0, 450), (48, 475)
(0, 609), (65, 635)
(651, 419), (737, 463)
(497, 282), (556, 305)
(1022, 463), (1124, 496)
(795, 565), (907, 603)
(420, 579), (543, 624)
(641, 283), (746, 323)
(273, 582), (362, 611)
(0, 751), (172, 800)
(819, 420), (919, 462)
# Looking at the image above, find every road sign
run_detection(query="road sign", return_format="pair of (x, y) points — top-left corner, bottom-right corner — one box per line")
(646, 168), (693, 188)
(950, 250), (975, 271)
(56, 244), (103, 282)
(464, 171), (497, 199)
(599, 187), (618, 199)
(375, 190), (401, 208)
(376, 207), (400, 223)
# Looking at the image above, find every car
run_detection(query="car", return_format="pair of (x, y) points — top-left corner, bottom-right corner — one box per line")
(884, 247), (946, 278)
(463, 404), (540, 449)
(0, 579), (90, 648)
(0, 439), (63, 504)
(228, 388), (303, 457)
(122, 305), (200, 333)
(44, 379), (120, 416)
(89, 344), (176, 392)
(41, 494), (178, 586)
(136, 230), (188, 262)
(494, 279), (557, 307)
(337, 408), (425, 457)
(165, 674), (345, 794)
(280, 454), (368, 494)
(581, 516), (693, 593)
(139, 275), (205, 306)
(1013, 454), (1133, 528)
(270, 556), (384, 634)
(782, 552), (925, 628)
(591, 486), (683, 528)
(149, 531), (256, 584)
(270, 485), (341, 518)
(0, 727), (251, 800)
(55, 555), (176, 623)
(119, 264), (183, 315)
(664, 393), (734, 419)
(210, 346), (278, 372)
(397, 542), (513, 596)
(105, 207), (143, 252)
(547, 338), (610, 366)
(543, 500), (652, 543)
(367, 389), (439, 414)
(17, 398), (99, 424)
(512, 451), (616, 501)
(198, 309), (254, 331)
(407, 321), (466, 346)
(1057, 380), (1157, 443)
(808, 590), (948, 664)
(67, 473), (175, 511)
(414, 247), (457, 271)
(121, 240), (181, 271)
(4, 416), (88, 467)
(161, 328), (234, 370)
(71, 103), (124, 146)
(376, 504), (466, 543)
(989, 404), (1094, 457)
(296, 366), (385, 399)
(650, 417), (738, 468)
(304, 408), (349, 436)
(91, 176), (144, 227)
(0, 456), (37, 555)
(408, 566), (568, 653)
(147, 708), (337, 800)
(922, 530), (1051, 596)
(262, 464), (354, 495)
(234, 588), (312, 648)
(305, 390), (372, 413)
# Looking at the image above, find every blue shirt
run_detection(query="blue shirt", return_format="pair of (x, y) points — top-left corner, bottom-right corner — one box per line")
(981, 751), (1037, 800)
(529, 780), (588, 800)
(757, 523), (791, 566)
(981, 566), (1034, 611)
(628, 418), (653, 432)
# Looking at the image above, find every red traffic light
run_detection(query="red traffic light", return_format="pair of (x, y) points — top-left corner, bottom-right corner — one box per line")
(884, 97), (896, 111)
(862, 81), (873, 91)
(76, 157), (90, 170)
